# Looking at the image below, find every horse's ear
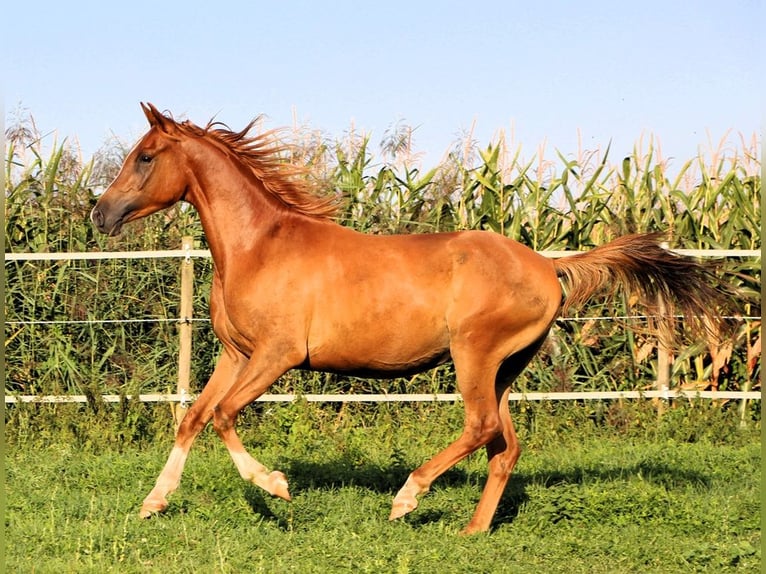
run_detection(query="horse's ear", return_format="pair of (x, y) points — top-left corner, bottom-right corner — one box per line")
(141, 102), (176, 134)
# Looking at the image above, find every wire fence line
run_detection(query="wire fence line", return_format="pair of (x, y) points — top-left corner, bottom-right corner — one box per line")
(4, 247), (761, 406)
(5, 247), (759, 322)
(5, 247), (761, 326)
(5, 318), (210, 326)
(6, 315), (760, 327)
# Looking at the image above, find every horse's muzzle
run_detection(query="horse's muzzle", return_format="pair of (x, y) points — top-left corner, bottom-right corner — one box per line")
(90, 205), (123, 236)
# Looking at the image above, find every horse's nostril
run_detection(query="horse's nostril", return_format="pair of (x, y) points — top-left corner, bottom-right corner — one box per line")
(91, 207), (104, 229)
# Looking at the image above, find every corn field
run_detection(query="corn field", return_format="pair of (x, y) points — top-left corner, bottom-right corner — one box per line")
(3, 114), (761, 411)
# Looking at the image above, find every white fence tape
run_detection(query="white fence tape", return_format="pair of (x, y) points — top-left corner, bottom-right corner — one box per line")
(4, 390), (760, 404)
(4, 248), (761, 262)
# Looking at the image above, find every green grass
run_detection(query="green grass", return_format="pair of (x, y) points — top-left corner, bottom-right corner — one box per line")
(5, 401), (761, 573)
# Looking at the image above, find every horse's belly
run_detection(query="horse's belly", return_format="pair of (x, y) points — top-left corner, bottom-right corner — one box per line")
(305, 315), (451, 377)
(305, 346), (452, 378)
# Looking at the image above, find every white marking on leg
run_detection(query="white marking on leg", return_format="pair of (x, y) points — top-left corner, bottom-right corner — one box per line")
(228, 450), (291, 500)
(390, 474), (428, 520)
(230, 450), (268, 481)
(140, 446), (188, 517)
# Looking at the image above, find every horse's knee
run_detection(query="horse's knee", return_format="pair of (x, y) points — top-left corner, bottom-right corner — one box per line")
(177, 405), (210, 438)
(486, 431), (522, 479)
(463, 415), (503, 447)
(211, 405), (236, 435)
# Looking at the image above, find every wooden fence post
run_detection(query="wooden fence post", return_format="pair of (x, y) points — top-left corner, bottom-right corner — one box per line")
(655, 268), (671, 416)
(174, 236), (194, 432)
(656, 338), (671, 417)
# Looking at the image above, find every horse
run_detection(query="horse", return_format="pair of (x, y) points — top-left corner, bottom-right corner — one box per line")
(91, 103), (729, 534)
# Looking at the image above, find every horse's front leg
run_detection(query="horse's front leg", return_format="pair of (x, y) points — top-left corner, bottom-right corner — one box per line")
(209, 347), (305, 501)
(140, 351), (242, 517)
(213, 411), (291, 501)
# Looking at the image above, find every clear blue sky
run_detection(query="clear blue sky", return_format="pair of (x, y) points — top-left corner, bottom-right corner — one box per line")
(5, 0), (761, 168)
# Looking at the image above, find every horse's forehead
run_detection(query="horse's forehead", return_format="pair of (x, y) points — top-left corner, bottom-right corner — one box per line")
(133, 126), (173, 152)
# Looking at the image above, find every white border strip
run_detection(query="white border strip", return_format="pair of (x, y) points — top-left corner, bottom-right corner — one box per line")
(545, 249), (760, 258)
(4, 390), (760, 404)
(4, 248), (761, 262)
(4, 250), (212, 261)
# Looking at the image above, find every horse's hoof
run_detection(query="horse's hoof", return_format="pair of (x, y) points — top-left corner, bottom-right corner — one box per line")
(459, 524), (488, 536)
(268, 471), (291, 501)
(389, 497), (418, 521)
(139, 497), (168, 518)
(390, 475), (423, 520)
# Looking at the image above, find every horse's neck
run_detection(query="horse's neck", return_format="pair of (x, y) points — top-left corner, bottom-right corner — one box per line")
(187, 170), (284, 270)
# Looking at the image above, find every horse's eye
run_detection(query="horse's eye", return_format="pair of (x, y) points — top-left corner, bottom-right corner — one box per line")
(139, 153), (153, 164)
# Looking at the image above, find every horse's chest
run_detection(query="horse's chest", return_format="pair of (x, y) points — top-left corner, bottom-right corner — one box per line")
(213, 288), (304, 358)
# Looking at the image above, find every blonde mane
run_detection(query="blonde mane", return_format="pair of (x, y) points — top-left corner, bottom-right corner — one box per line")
(175, 115), (338, 220)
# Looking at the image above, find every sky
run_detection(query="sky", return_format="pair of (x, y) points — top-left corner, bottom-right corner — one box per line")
(5, 0), (762, 169)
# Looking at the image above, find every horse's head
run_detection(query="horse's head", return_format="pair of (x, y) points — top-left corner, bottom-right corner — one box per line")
(91, 103), (190, 236)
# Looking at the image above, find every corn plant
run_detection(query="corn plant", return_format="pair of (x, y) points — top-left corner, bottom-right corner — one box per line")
(3, 112), (760, 408)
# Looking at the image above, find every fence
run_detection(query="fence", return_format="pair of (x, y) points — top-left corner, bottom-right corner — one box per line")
(4, 241), (761, 408)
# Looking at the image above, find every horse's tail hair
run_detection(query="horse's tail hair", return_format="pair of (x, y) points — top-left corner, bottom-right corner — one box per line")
(552, 232), (735, 345)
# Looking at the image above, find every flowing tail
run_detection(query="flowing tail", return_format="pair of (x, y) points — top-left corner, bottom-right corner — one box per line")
(553, 233), (733, 344)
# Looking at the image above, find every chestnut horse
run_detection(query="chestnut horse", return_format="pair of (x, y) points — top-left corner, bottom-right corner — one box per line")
(91, 103), (727, 534)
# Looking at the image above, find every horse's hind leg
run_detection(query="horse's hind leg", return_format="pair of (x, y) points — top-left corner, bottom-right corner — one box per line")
(460, 337), (546, 534)
(459, 387), (519, 534)
(390, 332), (548, 532)
(390, 346), (505, 521)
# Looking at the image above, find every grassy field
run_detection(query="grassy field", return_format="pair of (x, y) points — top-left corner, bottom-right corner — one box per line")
(5, 400), (761, 573)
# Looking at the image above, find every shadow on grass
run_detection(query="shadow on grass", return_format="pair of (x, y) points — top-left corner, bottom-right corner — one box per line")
(491, 460), (711, 531)
(238, 452), (712, 532)
(243, 487), (291, 530)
